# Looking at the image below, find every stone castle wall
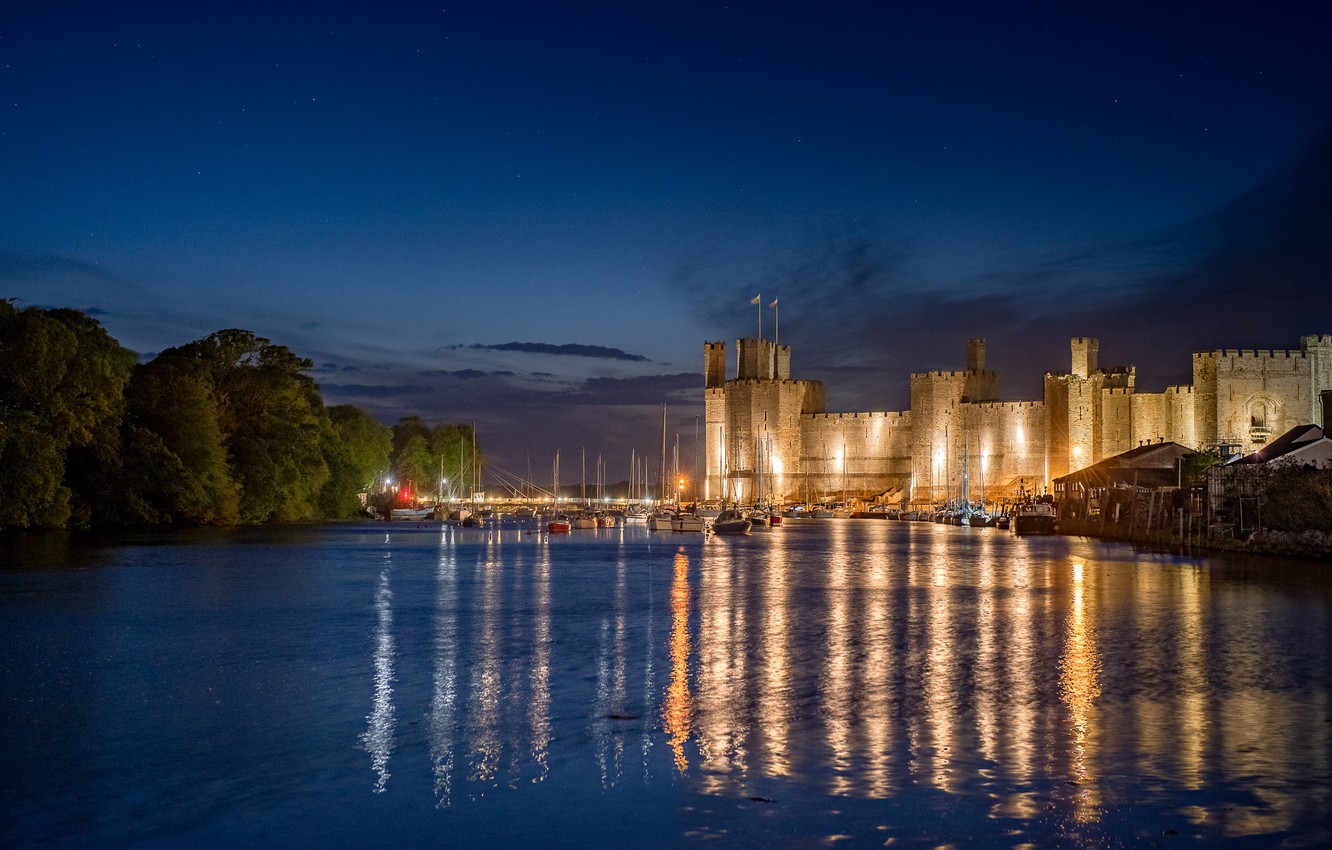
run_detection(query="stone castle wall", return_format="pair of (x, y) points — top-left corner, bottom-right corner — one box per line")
(704, 332), (1330, 506)
(799, 410), (913, 502)
(1198, 337), (1332, 454)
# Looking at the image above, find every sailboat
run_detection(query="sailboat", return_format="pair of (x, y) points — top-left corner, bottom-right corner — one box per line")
(648, 406), (674, 531)
(548, 451), (571, 533)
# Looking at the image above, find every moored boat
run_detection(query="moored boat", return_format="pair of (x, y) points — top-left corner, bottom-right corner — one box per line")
(547, 514), (572, 533)
(711, 508), (751, 535)
(390, 506), (436, 520)
(623, 505), (649, 524)
(671, 511), (706, 532)
(1012, 498), (1057, 535)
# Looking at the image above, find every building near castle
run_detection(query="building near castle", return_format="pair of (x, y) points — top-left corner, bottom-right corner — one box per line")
(703, 333), (1332, 506)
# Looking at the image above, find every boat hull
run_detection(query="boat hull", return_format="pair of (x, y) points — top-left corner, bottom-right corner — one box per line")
(671, 514), (706, 532)
(712, 519), (751, 535)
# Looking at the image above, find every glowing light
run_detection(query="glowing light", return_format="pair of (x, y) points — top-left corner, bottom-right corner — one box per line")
(663, 550), (693, 773)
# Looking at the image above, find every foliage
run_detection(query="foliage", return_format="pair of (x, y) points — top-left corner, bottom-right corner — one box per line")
(1258, 461), (1332, 534)
(320, 405), (392, 518)
(0, 301), (477, 528)
(389, 418), (477, 501)
(0, 301), (137, 528)
(0, 424), (72, 528)
(123, 354), (240, 524)
(1180, 449), (1222, 489)
(159, 330), (332, 523)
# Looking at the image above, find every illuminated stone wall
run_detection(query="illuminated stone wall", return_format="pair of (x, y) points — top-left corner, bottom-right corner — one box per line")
(799, 410), (912, 503)
(704, 339), (822, 503)
(704, 332), (1331, 507)
(1197, 336), (1332, 454)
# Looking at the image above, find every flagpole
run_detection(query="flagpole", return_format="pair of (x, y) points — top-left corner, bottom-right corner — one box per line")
(768, 296), (779, 346)
(758, 293), (763, 340)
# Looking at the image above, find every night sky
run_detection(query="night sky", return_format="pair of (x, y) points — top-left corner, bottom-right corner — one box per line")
(4, 2), (1330, 485)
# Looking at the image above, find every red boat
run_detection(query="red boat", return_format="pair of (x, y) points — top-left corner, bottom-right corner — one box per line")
(547, 514), (572, 533)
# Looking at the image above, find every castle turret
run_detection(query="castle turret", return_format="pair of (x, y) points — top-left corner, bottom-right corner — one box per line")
(966, 338), (986, 372)
(705, 341), (726, 389)
(1071, 337), (1098, 380)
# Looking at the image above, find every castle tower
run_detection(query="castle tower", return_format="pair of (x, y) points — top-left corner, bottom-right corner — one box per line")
(909, 339), (1001, 502)
(705, 341), (726, 389)
(705, 339), (821, 503)
(1070, 337), (1098, 380)
(1046, 337), (1102, 484)
(966, 338), (986, 372)
(1303, 334), (1332, 422)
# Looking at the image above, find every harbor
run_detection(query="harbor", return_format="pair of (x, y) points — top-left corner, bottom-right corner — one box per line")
(5, 519), (1329, 848)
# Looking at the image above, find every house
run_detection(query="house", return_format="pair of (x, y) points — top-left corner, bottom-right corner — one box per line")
(1052, 441), (1196, 522)
(1226, 424), (1332, 467)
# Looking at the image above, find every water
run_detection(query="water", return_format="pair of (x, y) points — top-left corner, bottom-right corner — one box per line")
(2, 521), (1329, 848)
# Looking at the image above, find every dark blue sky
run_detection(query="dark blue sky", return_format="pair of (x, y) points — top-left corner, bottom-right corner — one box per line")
(4, 1), (1331, 483)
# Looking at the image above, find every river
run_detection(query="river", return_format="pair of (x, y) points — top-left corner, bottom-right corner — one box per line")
(2, 520), (1329, 848)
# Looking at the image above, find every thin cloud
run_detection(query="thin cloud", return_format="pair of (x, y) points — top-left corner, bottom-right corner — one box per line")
(468, 341), (650, 361)
(562, 372), (699, 405)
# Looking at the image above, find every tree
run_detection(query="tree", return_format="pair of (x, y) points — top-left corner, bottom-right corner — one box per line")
(139, 330), (331, 524)
(388, 418), (479, 502)
(1260, 461), (1332, 534)
(0, 302), (137, 528)
(320, 405), (391, 518)
(430, 422), (478, 499)
(122, 354), (239, 524)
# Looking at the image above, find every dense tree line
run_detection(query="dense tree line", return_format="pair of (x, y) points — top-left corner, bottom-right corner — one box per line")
(0, 302), (474, 529)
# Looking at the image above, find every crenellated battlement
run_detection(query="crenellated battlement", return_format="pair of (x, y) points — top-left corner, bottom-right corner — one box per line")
(1217, 348), (1302, 360)
(808, 410), (908, 421)
(723, 378), (819, 388)
(1165, 385), (1194, 395)
(1301, 334), (1332, 347)
(968, 399), (1043, 410)
(912, 369), (996, 381)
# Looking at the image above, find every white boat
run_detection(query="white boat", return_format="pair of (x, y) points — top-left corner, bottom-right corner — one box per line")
(390, 506), (436, 520)
(671, 512), (706, 532)
(622, 506), (648, 524)
(572, 513), (598, 529)
(647, 509), (674, 531)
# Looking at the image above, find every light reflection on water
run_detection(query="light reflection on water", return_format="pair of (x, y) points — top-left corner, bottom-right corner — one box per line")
(3, 520), (1330, 847)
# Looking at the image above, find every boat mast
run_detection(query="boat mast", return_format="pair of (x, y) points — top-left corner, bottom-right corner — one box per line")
(659, 404), (667, 507)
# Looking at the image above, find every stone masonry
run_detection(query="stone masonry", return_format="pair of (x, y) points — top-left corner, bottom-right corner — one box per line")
(704, 333), (1332, 506)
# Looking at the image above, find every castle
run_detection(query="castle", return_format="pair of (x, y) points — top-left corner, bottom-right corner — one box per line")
(703, 334), (1332, 506)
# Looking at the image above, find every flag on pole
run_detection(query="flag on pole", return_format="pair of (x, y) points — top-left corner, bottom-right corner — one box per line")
(750, 295), (761, 305)
(768, 297), (778, 308)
